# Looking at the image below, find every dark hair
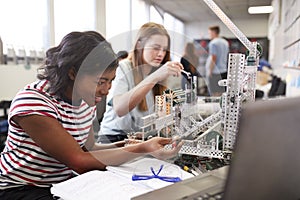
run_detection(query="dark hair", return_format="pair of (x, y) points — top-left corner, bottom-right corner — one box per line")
(37, 31), (118, 98)
(209, 26), (220, 35)
(129, 22), (170, 111)
(117, 50), (128, 60)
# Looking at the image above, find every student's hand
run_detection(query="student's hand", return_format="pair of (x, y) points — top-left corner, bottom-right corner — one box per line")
(151, 61), (183, 82)
(124, 138), (143, 146)
(143, 137), (183, 160)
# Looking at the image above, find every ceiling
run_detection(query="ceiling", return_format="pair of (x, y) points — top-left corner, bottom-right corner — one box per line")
(144, 0), (273, 23)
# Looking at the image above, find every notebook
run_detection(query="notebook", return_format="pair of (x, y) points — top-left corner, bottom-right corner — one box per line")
(133, 97), (300, 200)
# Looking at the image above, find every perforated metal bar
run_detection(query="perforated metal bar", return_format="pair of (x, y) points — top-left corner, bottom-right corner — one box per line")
(203, 0), (255, 53)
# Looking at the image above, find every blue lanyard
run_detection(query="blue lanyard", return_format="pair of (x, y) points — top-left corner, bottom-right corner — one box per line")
(132, 165), (182, 183)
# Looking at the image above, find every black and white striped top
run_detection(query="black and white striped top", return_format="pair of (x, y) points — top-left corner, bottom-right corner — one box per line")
(0, 80), (96, 189)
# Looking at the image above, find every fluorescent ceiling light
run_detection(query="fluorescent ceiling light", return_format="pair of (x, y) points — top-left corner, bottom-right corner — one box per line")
(248, 6), (273, 14)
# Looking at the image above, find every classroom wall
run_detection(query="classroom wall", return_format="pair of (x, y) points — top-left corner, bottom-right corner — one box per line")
(185, 18), (269, 40)
(0, 64), (39, 101)
(269, 0), (300, 97)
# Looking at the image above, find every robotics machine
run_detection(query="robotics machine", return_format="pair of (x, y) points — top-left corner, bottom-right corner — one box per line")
(134, 0), (262, 161)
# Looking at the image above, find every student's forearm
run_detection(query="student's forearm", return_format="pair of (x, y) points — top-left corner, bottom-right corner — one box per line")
(209, 63), (214, 75)
(210, 55), (217, 75)
(90, 143), (147, 167)
(113, 75), (157, 116)
(87, 137), (180, 169)
(91, 141), (126, 150)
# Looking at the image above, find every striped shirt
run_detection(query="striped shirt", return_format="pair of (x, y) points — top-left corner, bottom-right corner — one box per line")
(0, 80), (96, 189)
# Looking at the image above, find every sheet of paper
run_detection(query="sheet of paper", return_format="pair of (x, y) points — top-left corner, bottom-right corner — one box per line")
(51, 170), (152, 200)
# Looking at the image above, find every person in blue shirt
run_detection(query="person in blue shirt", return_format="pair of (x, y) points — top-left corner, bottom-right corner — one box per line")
(205, 26), (229, 96)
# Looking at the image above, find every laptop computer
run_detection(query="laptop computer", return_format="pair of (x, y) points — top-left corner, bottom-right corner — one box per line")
(132, 97), (300, 200)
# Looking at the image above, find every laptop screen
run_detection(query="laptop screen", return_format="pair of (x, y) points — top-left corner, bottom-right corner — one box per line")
(223, 97), (300, 200)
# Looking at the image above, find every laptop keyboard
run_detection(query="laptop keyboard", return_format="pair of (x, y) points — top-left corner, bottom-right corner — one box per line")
(183, 183), (225, 200)
(193, 191), (223, 200)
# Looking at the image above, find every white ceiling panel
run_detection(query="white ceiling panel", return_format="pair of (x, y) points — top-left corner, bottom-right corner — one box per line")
(144, 0), (273, 22)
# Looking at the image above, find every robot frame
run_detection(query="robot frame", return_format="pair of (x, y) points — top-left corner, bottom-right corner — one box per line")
(136, 0), (262, 160)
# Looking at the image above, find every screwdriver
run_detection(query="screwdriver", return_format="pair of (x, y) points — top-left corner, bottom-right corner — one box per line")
(174, 160), (198, 176)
